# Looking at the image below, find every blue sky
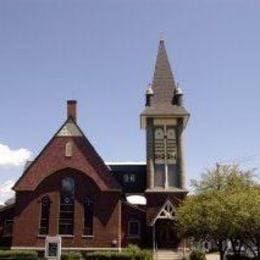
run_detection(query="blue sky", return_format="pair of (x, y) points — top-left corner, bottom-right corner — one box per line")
(0, 0), (260, 203)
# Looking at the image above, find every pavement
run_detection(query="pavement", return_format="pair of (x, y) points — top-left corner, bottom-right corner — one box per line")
(206, 253), (219, 260)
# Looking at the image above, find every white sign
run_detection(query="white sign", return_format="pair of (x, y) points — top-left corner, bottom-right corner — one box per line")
(45, 236), (62, 260)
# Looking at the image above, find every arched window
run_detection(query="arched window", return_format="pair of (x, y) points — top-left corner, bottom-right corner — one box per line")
(84, 198), (94, 236)
(59, 177), (75, 235)
(39, 196), (50, 235)
(128, 218), (141, 238)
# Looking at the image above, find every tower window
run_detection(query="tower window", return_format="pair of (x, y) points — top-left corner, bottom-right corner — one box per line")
(123, 174), (136, 183)
(39, 196), (51, 235)
(59, 177), (75, 235)
(128, 219), (141, 238)
(84, 198), (94, 236)
(154, 125), (178, 188)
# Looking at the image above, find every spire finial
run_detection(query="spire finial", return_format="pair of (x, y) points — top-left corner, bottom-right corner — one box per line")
(160, 32), (164, 42)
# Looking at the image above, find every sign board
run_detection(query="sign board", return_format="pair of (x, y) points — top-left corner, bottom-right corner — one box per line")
(45, 236), (62, 260)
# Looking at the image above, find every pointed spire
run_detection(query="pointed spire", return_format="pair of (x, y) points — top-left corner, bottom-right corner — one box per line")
(151, 39), (176, 105)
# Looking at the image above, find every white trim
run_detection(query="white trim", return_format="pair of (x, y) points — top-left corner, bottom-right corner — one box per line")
(151, 199), (176, 226)
(12, 247), (45, 250)
(154, 119), (177, 125)
(105, 162), (146, 165)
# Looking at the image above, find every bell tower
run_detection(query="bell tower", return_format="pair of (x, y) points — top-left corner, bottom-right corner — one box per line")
(141, 39), (190, 191)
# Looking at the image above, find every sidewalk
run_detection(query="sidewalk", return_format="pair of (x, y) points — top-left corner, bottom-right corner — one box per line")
(206, 253), (219, 260)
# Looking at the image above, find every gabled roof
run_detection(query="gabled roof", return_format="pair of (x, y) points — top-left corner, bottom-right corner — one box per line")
(14, 118), (121, 192)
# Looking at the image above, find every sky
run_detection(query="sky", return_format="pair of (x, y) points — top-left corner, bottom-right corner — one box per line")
(1, 0), (260, 204)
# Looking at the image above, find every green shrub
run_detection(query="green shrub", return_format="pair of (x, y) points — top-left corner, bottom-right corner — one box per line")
(61, 251), (82, 260)
(126, 244), (140, 255)
(0, 250), (38, 259)
(85, 251), (130, 260)
(85, 249), (152, 260)
(189, 248), (206, 260)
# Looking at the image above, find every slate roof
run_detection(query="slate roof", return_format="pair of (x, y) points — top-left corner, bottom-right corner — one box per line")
(141, 39), (189, 118)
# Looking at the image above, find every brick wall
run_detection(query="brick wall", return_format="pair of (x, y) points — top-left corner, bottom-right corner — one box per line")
(12, 168), (121, 249)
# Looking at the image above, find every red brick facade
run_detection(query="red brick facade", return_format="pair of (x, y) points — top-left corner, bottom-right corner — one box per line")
(13, 169), (121, 249)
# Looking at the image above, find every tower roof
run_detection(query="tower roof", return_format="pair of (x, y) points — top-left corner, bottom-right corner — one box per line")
(151, 39), (176, 105)
(141, 40), (190, 125)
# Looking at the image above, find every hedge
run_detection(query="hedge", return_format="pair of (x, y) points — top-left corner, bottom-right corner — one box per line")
(85, 250), (152, 260)
(61, 251), (83, 260)
(0, 250), (38, 260)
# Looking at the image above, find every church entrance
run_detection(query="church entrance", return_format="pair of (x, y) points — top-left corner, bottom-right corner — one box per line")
(155, 219), (179, 249)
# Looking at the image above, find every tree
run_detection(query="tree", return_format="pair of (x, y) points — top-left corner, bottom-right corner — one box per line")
(177, 191), (229, 260)
(176, 164), (259, 260)
(191, 164), (255, 193)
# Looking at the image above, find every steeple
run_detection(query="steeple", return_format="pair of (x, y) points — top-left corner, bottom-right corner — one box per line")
(141, 39), (189, 129)
(151, 39), (176, 106)
(141, 39), (190, 191)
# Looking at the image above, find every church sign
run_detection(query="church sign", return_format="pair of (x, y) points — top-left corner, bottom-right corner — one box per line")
(45, 236), (62, 260)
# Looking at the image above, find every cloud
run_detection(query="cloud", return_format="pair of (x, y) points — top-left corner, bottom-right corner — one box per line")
(0, 144), (32, 168)
(0, 180), (15, 205)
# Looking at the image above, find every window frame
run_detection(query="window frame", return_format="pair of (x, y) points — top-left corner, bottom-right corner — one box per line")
(128, 219), (141, 238)
(83, 198), (94, 237)
(59, 177), (75, 235)
(39, 196), (51, 235)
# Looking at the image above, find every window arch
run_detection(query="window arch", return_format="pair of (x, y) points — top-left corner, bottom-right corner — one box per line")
(59, 177), (75, 235)
(84, 198), (94, 236)
(39, 196), (51, 235)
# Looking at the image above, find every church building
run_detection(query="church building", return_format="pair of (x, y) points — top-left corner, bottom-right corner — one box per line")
(0, 39), (190, 251)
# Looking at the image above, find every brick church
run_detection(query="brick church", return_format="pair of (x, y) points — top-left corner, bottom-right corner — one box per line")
(0, 39), (190, 251)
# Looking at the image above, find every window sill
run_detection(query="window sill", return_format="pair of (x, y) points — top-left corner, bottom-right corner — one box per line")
(82, 235), (94, 238)
(59, 235), (74, 238)
(37, 235), (47, 238)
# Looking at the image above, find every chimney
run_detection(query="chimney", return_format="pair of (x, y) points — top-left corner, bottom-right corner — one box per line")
(67, 100), (77, 121)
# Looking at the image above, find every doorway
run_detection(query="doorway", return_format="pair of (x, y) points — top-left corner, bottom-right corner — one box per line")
(155, 219), (179, 249)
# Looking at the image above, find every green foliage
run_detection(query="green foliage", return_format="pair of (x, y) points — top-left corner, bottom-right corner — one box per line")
(189, 249), (206, 260)
(176, 191), (230, 240)
(126, 244), (140, 255)
(85, 248), (152, 260)
(61, 251), (82, 260)
(0, 250), (38, 259)
(191, 164), (255, 193)
(177, 164), (260, 260)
